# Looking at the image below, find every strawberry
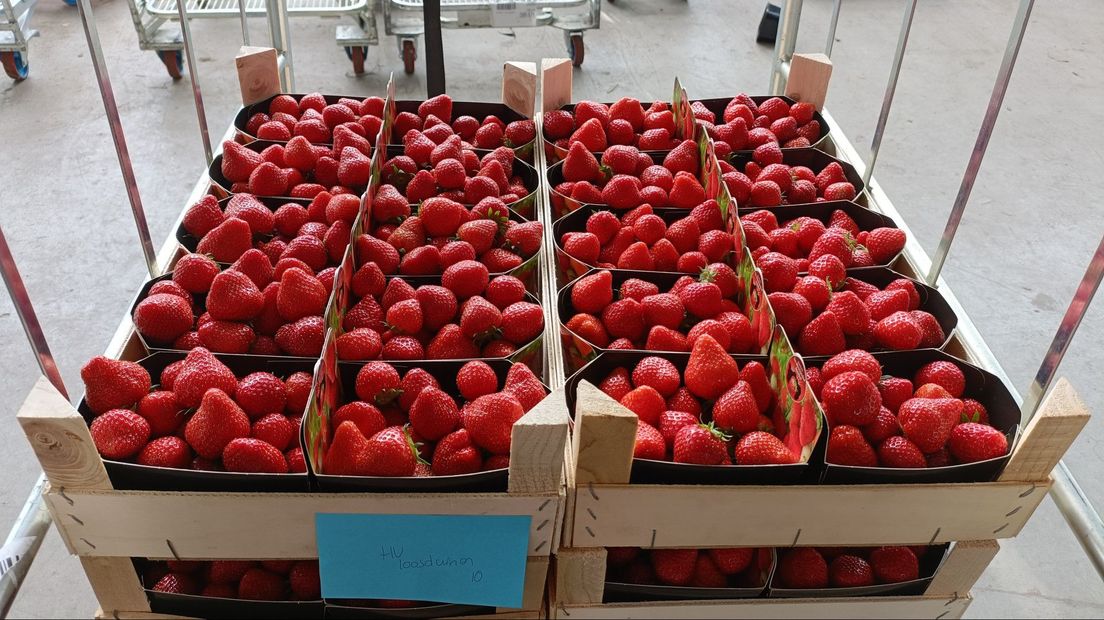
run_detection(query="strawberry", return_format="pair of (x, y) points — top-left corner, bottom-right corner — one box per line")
(678, 282), (723, 320)
(769, 292), (814, 335)
(238, 567), (286, 600)
(631, 356), (681, 397)
(948, 423), (1007, 463)
(198, 320), (255, 354)
(601, 145), (641, 176)
(543, 110), (575, 140)
(758, 252), (798, 293)
(569, 117), (607, 152)
(877, 435), (926, 468)
(184, 388), (251, 459)
(464, 392), (525, 454)
(824, 291), (870, 336)
(734, 431), (797, 465)
(228, 373), (286, 422)
(684, 334), (739, 400)
(500, 301), (543, 345)
(960, 398), (989, 425)
(287, 561), (321, 600)
(911, 310), (945, 348)
(713, 381), (760, 435)
(602, 175), (643, 210)
(204, 270), (264, 322)
(598, 367), (633, 401)
(362, 426), (418, 476)
(223, 437), (289, 473)
(230, 249), (275, 289)
(221, 140), (263, 183)
(899, 398), (960, 453)
(827, 425), (877, 467)
(798, 311), (847, 356)
(869, 547), (918, 583)
(153, 573), (199, 595)
(410, 387), (460, 441)
(503, 363), (547, 412)
(81, 356), (151, 415)
(570, 270), (614, 315)
(691, 554), (727, 588)
(89, 409), (151, 459)
(821, 370), (881, 426)
(601, 298), (646, 342)
(822, 349), (882, 383)
(182, 195), (225, 238)
(615, 241), (654, 270)
(686, 319), (731, 350)
(173, 254), (220, 296)
(634, 422), (666, 460)
(651, 549), (697, 586)
(275, 316), (325, 356)
(646, 326), (688, 351)
(136, 391), (185, 437)
(505, 221), (543, 257)
(865, 289), (910, 321)
(778, 548), (828, 589)
(456, 361), (499, 401)
(426, 324), (481, 359)
(133, 294), (193, 345)
(325, 421), (372, 475)
(431, 428), (483, 475)
(873, 311), (922, 350)
(250, 412), (296, 453)
(829, 555), (874, 587)
(877, 376), (913, 413)
(914, 361), (966, 398)
(673, 423), (729, 465)
(620, 386), (666, 426)
(418, 94), (452, 122)
(335, 328), (382, 360)
(642, 293), (684, 329)
(663, 140), (699, 176)
(442, 260), (489, 299)
(197, 217), (253, 263)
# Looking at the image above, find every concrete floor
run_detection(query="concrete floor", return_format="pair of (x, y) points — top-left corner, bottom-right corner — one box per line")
(1, 0), (1102, 616)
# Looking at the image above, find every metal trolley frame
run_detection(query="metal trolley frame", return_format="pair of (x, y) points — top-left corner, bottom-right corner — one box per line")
(0, 0), (73, 81)
(0, 0), (1101, 615)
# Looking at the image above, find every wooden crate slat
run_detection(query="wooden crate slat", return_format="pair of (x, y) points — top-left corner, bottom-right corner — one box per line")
(570, 479), (1046, 548)
(1000, 377), (1089, 482)
(551, 595), (970, 619)
(926, 540), (1001, 597)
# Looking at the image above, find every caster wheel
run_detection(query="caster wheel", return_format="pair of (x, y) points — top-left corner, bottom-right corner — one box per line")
(1, 51), (28, 81)
(402, 39), (416, 75)
(345, 46), (368, 75)
(62, 0), (77, 5)
(158, 50), (183, 80)
(565, 32), (584, 67)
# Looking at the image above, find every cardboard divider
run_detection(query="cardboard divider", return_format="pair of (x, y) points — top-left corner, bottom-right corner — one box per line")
(805, 349), (1021, 484)
(563, 333), (824, 485)
(75, 351), (315, 492)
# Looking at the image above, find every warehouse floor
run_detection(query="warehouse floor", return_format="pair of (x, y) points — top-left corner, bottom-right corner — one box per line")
(1, 0), (1102, 616)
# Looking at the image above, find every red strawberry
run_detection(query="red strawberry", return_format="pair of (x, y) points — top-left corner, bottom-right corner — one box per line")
(663, 140), (700, 176)
(822, 349), (882, 383)
(232, 372), (287, 421)
(734, 431), (797, 465)
(153, 573), (199, 595)
(198, 320), (255, 354)
(646, 326), (688, 351)
(877, 435), (927, 468)
(80, 356), (152, 415)
(877, 376), (913, 413)
(769, 292), (814, 335)
(713, 381), (760, 434)
(252, 412), (297, 451)
(221, 140), (263, 183)
(684, 334), (739, 399)
(238, 567), (286, 600)
(869, 547), (919, 583)
(829, 555), (874, 587)
(678, 282), (723, 320)
(602, 175), (643, 210)
(601, 298), (646, 342)
(634, 422), (666, 460)
(89, 409), (151, 459)
(620, 386), (666, 427)
(673, 423), (729, 465)
(410, 387), (461, 441)
(325, 421), (371, 475)
(866, 289), (910, 321)
(651, 549), (697, 586)
(948, 422), (1007, 463)
(197, 217), (253, 263)
(432, 428), (483, 475)
(914, 361), (966, 398)
(363, 426), (418, 477)
(821, 370), (881, 426)
(827, 425), (877, 467)
(185, 388), (251, 459)
(289, 561), (321, 600)
(171, 347), (236, 408)
(571, 270), (614, 315)
(798, 312), (847, 356)
(223, 437), (289, 473)
(136, 391), (185, 437)
(500, 301), (543, 345)
(778, 548), (828, 589)
(505, 221), (543, 257)
(426, 324), (481, 359)
(631, 356), (681, 397)
(615, 241), (654, 270)
(898, 398), (960, 453)
(442, 260), (489, 299)
(456, 361), (499, 401)
(133, 294), (193, 345)
(569, 117), (607, 152)
(911, 311), (945, 348)
(335, 328), (382, 360)
(275, 316), (326, 356)
(873, 311), (922, 350)
(182, 195), (224, 238)
(204, 270), (264, 321)
(464, 392), (525, 454)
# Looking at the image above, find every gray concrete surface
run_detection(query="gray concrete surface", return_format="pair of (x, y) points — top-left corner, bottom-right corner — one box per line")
(0, 0), (1102, 616)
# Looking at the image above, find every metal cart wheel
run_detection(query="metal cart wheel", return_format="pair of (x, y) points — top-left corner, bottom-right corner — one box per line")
(565, 31), (584, 67)
(345, 46), (368, 75)
(158, 49), (183, 80)
(401, 38), (416, 75)
(1, 51), (28, 81)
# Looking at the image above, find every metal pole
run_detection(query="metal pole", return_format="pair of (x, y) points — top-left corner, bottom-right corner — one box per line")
(0, 222), (71, 616)
(861, 0), (916, 187)
(1052, 463), (1104, 581)
(266, 0), (294, 91)
(175, 0), (213, 166)
(424, 0), (445, 96)
(824, 0), (841, 57)
(238, 0), (250, 46)
(74, 0), (158, 278)
(768, 0), (802, 95)
(926, 0), (1034, 286)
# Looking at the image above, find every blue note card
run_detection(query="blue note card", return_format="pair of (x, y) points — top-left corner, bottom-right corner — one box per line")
(315, 514), (532, 608)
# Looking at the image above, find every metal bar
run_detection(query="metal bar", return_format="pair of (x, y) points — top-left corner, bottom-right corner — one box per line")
(424, 0), (445, 96)
(861, 0), (916, 187)
(0, 222), (70, 616)
(266, 0), (293, 91)
(237, 0), (250, 45)
(74, 0), (158, 278)
(1052, 462), (1104, 580)
(1021, 232), (1104, 420)
(824, 0), (841, 57)
(768, 0), (802, 95)
(175, 0), (213, 166)
(926, 0), (1034, 286)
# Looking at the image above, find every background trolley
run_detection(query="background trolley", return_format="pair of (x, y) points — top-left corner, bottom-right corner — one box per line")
(0, 0), (73, 81)
(384, 0), (600, 74)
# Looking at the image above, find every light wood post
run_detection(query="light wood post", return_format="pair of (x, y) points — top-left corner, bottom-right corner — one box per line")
(503, 61), (538, 118)
(785, 53), (833, 110)
(571, 381), (637, 487)
(509, 387), (570, 494)
(235, 46), (281, 106)
(554, 547), (607, 605)
(999, 377), (1089, 483)
(540, 58), (573, 113)
(926, 540), (1000, 597)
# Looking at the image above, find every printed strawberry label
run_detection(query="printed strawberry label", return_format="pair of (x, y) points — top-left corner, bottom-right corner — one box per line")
(768, 326), (823, 461)
(324, 247), (354, 333)
(304, 335), (340, 467)
(315, 513), (531, 607)
(671, 78), (695, 141)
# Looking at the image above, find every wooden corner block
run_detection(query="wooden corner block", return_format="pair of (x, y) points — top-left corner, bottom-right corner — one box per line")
(17, 376), (112, 491)
(926, 540), (1000, 597)
(82, 557), (151, 614)
(235, 46), (281, 106)
(540, 58), (573, 113)
(502, 61), (537, 118)
(785, 52), (833, 110)
(1000, 377), (1090, 483)
(572, 381), (637, 486)
(554, 547), (607, 605)
(509, 387), (570, 494)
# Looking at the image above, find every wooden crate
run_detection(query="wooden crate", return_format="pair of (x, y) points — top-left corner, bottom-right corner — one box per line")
(18, 373), (570, 617)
